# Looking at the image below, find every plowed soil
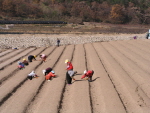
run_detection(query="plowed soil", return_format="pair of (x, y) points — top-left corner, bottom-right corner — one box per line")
(0, 39), (150, 113)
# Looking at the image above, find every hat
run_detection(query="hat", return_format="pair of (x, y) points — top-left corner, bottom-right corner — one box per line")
(23, 58), (26, 61)
(34, 55), (36, 58)
(84, 70), (87, 74)
(65, 59), (69, 63)
(18, 61), (21, 64)
(51, 70), (55, 74)
(32, 70), (35, 73)
(42, 70), (46, 74)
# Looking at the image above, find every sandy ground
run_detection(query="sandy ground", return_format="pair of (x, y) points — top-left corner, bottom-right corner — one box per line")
(0, 39), (150, 113)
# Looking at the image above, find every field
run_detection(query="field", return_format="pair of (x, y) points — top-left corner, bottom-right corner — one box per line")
(0, 39), (150, 113)
(0, 22), (149, 34)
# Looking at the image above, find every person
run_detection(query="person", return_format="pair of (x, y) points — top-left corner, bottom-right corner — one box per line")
(66, 70), (77, 85)
(146, 30), (150, 39)
(65, 59), (73, 70)
(28, 55), (36, 62)
(42, 67), (52, 76)
(39, 54), (47, 62)
(22, 58), (29, 66)
(45, 70), (56, 81)
(27, 71), (38, 80)
(17, 61), (25, 70)
(133, 36), (137, 39)
(57, 38), (60, 47)
(81, 70), (94, 82)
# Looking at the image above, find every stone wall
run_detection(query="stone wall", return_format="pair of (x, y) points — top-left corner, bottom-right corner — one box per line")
(0, 33), (147, 49)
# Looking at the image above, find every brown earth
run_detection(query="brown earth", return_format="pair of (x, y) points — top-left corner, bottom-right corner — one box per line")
(0, 39), (150, 113)
(0, 22), (149, 34)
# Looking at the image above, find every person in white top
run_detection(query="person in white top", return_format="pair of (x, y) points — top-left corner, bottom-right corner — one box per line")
(27, 71), (38, 80)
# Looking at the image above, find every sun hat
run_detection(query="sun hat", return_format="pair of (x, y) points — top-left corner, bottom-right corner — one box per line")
(42, 70), (46, 74)
(51, 70), (55, 74)
(84, 70), (87, 74)
(18, 61), (21, 64)
(65, 59), (69, 63)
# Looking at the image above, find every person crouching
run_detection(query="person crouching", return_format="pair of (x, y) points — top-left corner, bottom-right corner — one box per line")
(81, 70), (94, 82)
(17, 61), (25, 70)
(45, 70), (56, 81)
(42, 67), (52, 76)
(28, 71), (38, 80)
(22, 58), (29, 66)
(39, 54), (47, 62)
(28, 55), (36, 62)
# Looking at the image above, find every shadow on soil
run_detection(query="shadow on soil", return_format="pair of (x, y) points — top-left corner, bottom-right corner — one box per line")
(72, 77), (100, 84)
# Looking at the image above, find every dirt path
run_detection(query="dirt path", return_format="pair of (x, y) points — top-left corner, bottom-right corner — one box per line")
(0, 39), (150, 113)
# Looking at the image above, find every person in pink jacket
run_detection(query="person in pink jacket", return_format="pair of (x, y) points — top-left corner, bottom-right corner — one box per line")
(45, 70), (56, 81)
(81, 70), (94, 82)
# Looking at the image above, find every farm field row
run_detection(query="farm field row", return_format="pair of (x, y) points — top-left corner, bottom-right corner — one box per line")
(0, 39), (150, 113)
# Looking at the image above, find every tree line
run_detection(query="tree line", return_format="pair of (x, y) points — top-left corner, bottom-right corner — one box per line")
(0, 0), (150, 24)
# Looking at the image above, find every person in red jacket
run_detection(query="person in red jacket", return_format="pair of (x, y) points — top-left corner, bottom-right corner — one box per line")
(81, 70), (94, 82)
(65, 59), (73, 70)
(45, 70), (56, 81)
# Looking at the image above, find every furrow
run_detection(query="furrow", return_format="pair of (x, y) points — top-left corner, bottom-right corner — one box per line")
(117, 40), (150, 62)
(24, 45), (74, 113)
(83, 44), (93, 113)
(110, 41), (150, 74)
(97, 42), (150, 113)
(0, 49), (14, 57)
(0, 47), (46, 85)
(59, 44), (92, 113)
(85, 43), (126, 113)
(107, 41), (150, 98)
(0, 48), (36, 70)
(0, 48), (28, 63)
(0, 46), (56, 107)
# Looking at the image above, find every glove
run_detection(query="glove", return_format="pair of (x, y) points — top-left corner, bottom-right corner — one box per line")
(73, 78), (76, 80)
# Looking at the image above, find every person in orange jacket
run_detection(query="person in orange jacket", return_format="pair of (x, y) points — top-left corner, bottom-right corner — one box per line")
(65, 59), (73, 70)
(81, 70), (94, 82)
(45, 70), (56, 81)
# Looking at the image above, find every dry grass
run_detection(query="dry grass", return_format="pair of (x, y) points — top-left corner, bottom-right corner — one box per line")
(0, 22), (149, 34)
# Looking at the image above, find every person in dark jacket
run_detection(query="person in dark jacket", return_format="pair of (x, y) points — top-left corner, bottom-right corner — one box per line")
(57, 38), (60, 47)
(28, 55), (36, 62)
(42, 67), (53, 76)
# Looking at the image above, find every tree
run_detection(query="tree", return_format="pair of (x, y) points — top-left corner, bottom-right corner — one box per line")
(2, 0), (15, 14)
(110, 4), (127, 24)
